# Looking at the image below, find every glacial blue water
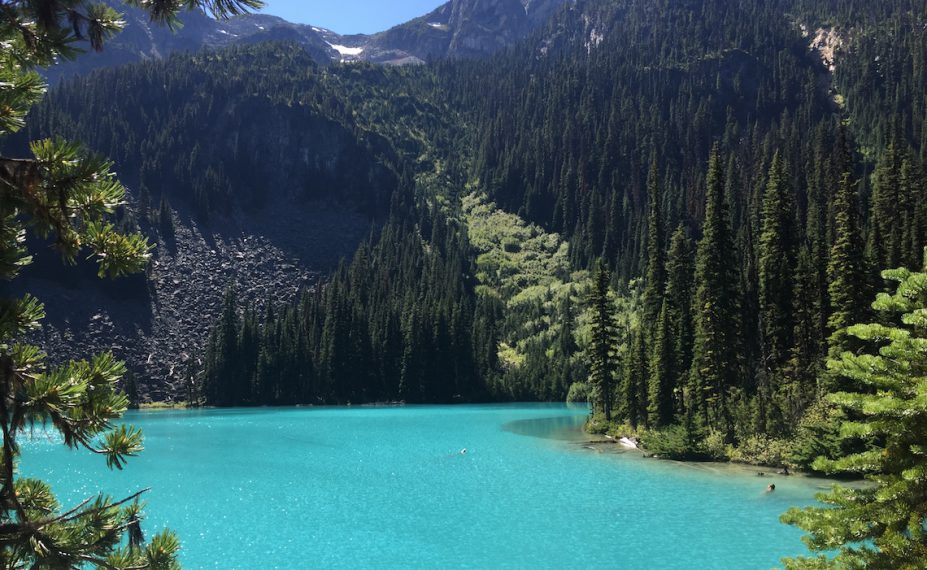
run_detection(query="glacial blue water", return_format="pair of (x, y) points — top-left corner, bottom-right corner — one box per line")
(22, 404), (826, 569)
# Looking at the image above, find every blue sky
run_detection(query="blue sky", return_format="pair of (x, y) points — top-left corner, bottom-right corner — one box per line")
(259, 1), (447, 35)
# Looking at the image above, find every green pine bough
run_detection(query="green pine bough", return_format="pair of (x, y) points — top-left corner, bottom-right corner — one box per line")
(782, 248), (927, 569)
(0, 1), (260, 567)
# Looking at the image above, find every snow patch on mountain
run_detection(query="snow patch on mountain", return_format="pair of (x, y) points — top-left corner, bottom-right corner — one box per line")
(327, 43), (365, 58)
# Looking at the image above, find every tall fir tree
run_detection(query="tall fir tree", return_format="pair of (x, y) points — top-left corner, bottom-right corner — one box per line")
(647, 301), (675, 427)
(827, 173), (868, 357)
(689, 144), (741, 440)
(587, 262), (619, 422)
(783, 246), (821, 425)
(758, 152), (797, 372)
(900, 158), (926, 269)
(757, 152), (797, 432)
(870, 138), (905, 269)
(806, 127), (835, 360)
(623, 328), (649, 429)
(642, 153), (666, 330)
(665, 225), (694, 414)
(205, 285), (243, 406)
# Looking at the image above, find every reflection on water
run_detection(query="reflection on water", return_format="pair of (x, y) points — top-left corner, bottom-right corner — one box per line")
(502, 413), (589, 441)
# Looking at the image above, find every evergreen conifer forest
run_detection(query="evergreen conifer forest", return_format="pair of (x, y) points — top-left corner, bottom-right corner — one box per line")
(18, 0), (926, 472)
(3, 0), (927, 567)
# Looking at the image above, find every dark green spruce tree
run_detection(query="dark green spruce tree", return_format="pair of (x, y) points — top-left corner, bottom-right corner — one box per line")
(689, 145), (741, 440)
(647, 301), (675, 427)
(664, 225), (694, 411)
(587, 262), (619, 422)
(900, 157), (927, 269)
(623, 328), (648, 429)
(757, 152), (796, 433)
(758, 153), (796, 370)
(870, 137), (905, 270)
(642, 153), (666, 330)
(204, 285), (245, 406)
(784, 246), (822, 420)
(827, 173), (868, 357)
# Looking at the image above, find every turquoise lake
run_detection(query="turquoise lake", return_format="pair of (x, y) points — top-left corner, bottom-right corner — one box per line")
(23, 404), (827, 568)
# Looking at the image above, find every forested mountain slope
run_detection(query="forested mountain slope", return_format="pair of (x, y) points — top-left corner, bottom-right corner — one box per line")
(196, 0), (927, 416)
(12, 0), (927, 429)
(438, 0), (927, 446)
(4, 44), (459, 400)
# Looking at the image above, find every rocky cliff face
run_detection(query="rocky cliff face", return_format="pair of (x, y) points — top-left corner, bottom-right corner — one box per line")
(13, 152), (376, 402)
(18, 202), (368, 402)
(447, 0), (533, 57)
(365, 0), (569, 63)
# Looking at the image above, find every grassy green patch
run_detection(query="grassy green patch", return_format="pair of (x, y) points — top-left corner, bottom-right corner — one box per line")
(138, 401), (191, 410)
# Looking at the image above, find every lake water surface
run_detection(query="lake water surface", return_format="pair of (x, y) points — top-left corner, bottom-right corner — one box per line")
(23, 404), (826, 568)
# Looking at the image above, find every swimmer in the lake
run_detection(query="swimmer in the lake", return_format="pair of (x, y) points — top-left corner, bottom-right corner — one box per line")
(460, 448), (467, 454)
(766, 484), (776, 492)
